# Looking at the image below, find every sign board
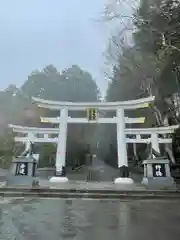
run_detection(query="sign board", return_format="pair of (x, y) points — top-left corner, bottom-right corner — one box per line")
(87, 108), (98, 121)
(15, 163), (28, 176)
(152, 163), (166, 177)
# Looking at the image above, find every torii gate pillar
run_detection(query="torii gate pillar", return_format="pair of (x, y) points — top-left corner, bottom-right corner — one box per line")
(114, 108), (134, 184)
(50, 108), (68, 182)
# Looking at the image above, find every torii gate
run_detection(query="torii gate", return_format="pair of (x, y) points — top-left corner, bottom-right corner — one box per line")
(9, 123), (178, 163)
(9, 124), (178, 150)
(9, 96), (157, 184)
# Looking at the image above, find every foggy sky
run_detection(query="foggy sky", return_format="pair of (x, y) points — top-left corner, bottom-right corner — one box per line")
(0, 0), (109, 94)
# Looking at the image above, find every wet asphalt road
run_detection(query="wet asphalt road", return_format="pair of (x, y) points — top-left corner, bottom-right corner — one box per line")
(0, 198), (180, 240)
(0, 162), (180, 239)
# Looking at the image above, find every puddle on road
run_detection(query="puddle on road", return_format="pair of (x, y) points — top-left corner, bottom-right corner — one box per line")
(0, 198), (180, 240)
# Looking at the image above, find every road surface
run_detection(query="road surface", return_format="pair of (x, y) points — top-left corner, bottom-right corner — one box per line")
(0, 197), (180, 240)
(0, 162), (179, 239)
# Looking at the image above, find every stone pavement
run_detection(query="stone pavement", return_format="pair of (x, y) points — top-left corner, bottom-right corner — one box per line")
(39, 179), (146, 190)
(0, 180), (180, 200)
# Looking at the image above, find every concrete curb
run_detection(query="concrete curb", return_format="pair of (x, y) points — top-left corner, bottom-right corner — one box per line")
(1, 187), (180, 194)
(0, 191), (180, 199)
(0, 188), (180, 199)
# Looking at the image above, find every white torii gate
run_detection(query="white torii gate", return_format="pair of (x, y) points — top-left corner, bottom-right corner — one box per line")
(9, 96), (156, 184)
(9, 124), (178, 148)
(9, 123), (178, 181)
(125, 125), (179, 152)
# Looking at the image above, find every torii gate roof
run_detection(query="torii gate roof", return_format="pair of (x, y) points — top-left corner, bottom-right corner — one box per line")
(9, 124), (179, 134)
(32, 96), (155, 110)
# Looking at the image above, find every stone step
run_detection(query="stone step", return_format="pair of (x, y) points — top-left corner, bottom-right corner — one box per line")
(0, 189), (179, 199)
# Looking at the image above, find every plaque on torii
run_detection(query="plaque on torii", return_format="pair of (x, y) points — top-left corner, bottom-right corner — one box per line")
(86, 108), (98, 121)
